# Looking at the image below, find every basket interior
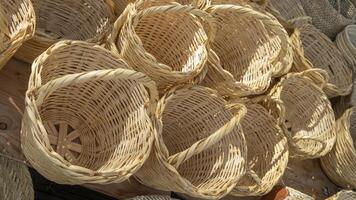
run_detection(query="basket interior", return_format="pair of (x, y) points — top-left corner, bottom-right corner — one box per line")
(160, 87), (245, 191)
(346, 25), (356, 48)
(133, 11), (207, 72)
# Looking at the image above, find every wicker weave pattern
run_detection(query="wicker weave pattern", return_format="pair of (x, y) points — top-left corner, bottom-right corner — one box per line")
(0, 0), (35, 69)
(291, 24), (353, 97)
(21, 41), (158, 184)
(15, 0), (113, 63)
(267, 0), (306, 21)
(326, 190), (356, 200)
(271, 70), (336, 159)
(202, 5), (292, 97)
(321, 107), (356, 189)
(335, 25), (356, 73)
(135, 86), (247, 199)
(127, 195), (178, 200)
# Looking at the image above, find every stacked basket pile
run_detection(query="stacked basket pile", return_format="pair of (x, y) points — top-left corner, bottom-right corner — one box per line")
(0, 0), (356, 199)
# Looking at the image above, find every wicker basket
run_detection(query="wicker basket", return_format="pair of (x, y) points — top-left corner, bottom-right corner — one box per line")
(300, 0), (356, 39)
(291, 24), (353, 97)
(335, 25), (356, 73)
(21, 41), (158, 184)
(266, 0), (306, 21)
(321, 106), (356, 189)
(229, 98), (289, 196)
(201, 5), (292, 97)
(326, 190), (356, 200)
(270, 69), (336, 159)
(0, 0), (35, 69)
(135, 85), (247, 199)
(127, 195), (178, 200)
(14, 0), (113, 64)
(110, 0), (134, 17)
(0, 156), (34, 200)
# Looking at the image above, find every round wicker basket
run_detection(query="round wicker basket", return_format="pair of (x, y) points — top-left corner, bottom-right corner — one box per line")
(326, 190), (356, 200)
(266, 0), (306, 21)
(335, 25), (356, 73)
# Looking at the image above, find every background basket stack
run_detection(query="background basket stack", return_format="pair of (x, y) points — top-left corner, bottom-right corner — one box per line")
(0, 0), (356, 199)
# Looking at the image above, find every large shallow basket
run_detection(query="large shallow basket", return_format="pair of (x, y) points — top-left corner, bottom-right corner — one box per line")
(21, 41), (158, 184)
(229, 98), (289, 196)
(321, 106), (356, 189)
(291, 24), (353, 97)
(266, 0), (306, 21)
(135, 85), (247, 199)
(326, 190), (356, 200)
(335, 25), (356, 72)
(110, 4), (212, 92)
(300, 0), (356, 38)
(202, 5), (292, 97)
(15, 0), (113, 63)
(0, 0), (35, 69)
(270, 69), (336, 159)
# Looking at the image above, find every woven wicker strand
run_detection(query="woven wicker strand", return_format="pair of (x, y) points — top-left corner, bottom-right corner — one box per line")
(0, 0), (35, 69)
(229, 98), (289, 196)
(291, 24), (353, 97)
(321, 107), (356, 189)
(201, 5), (292, 97)
(270, 69), (336, 159)
(335, 25), (356, 73)
(110, 4), (213, 93)
(127, 195), (178, 200)
(326, 190), (356, 200)
(266, 0), (306, 21)
(285, 187), (313, 200)
(21, 40), (158, 185)
(110, 0), (134, 17)
(135, 85), (247, 199)
(14, 0), (113, 64)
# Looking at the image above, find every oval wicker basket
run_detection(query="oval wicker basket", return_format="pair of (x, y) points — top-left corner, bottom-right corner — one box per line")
(229, 98), (289, 196)
(21, 41), (158, 184)
(127, 195), (178, 200)
(270, 69), (336, 159)
(110, 4), (212, 92)
(201, 5), (292, 97)
(291, 24), (353, 97)
(14, 0), (113, 64)
(0, 0), (35, 69)
(300, 0), (356, 39)
(335, 25), (356, 73)
(321, 106), (356, 189)
(266, 0), (306, 21)
(326, 190), (356, 200)
(135, 85), (247, 199)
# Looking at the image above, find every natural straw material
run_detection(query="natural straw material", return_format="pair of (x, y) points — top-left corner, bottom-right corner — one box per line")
(335, 25), (356, 72)
(326, 190), (356, 200)
(110, 4), (212, 92)
(21, 41), (158, 184)
(266, 0), (306, 21)
(0, 156), (34, 200)
(230, 98), (289, 196)
(291, 24), (353, 97)
(135, 85), (247, 199)
(0, 0), (35, 69)
(127, 195), (178, 200)
(321, 107), (356, 189)
(270, 69), (336, 159)
(285, 187), (313, 200)
(202, 5), (292, 97)
(15, 0), (113, 63)
(300, 0), (356, 38)
(110, 0), (134, 17)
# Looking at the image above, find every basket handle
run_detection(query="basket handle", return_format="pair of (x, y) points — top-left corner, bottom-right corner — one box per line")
(298, 69), (330, 89)
(167, 103), (247, 168)
(29, 68), (158, 114)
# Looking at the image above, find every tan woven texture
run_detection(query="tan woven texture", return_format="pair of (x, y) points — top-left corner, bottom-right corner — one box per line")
(230, 98), (289, 196)
(110, 4), (211, 93)
(285, 187), (313, 200)
(0, 156), (34, 200)
(135, 85), (247, 199)
(266, 0), (306, 21)
(127, 195), (178, 200)
(321, 107), (356, 189)
(0, 0), (35, 69)
(14, 0), (113, 63)
(326, 190), (356, 200)
(111, 0), (134, 16)
(202, 5), (292, 97)
(21, 41), (158, 184)
(336, 25), (356, 73)
(291, 24), (353, 97)
(300, 0), (356, 39)
(270, 70), (336, 159)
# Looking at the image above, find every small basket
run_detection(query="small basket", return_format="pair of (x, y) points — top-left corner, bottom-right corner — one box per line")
(15, 0), (113, 63)
(300, 0), (356, 38)
(0, 0), (35, 69)
(326, 190), (356, 200)
(109, 4), (212, 92)
(21, 41), (158, 184)
(335, 25), (356, 73)
(201, 5), (292, 97)
(266, 0), (306, 21)
(229, 97), (289, 196)
(270, 69), (336, 159)
(135, 85), (247, 199)
(127, 195), (178, 200)
(321, 106), (356, 189)
(290, 24), (353, 97)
